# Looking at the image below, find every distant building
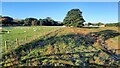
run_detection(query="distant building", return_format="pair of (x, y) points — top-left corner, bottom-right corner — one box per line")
(99, 25), (106, 27)
(0, 27), (2, 30)
(83, 23), (106, 28)
(83, 25), (99, 28)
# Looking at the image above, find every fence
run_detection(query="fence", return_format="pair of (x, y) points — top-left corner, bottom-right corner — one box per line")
(1, 28), (120, 67)
(2, 34), (44, 52)
(2, 28), (64, 52)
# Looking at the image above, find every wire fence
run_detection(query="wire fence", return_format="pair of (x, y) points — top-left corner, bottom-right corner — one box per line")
(3, 35), (38, 52)
(2, 28), (63, 52)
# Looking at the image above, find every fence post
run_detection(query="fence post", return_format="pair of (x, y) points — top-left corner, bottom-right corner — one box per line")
(16, 38), (19, 46)
(5, 41), (7, 50)
(25, 36), (27, 41)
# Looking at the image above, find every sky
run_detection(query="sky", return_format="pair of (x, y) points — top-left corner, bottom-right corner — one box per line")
(1, 0), (119, 2)
(1, 2), (118, 23)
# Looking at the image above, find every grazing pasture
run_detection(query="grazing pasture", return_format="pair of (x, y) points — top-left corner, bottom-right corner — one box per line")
(1, 26), (62, 52)
(1, 26), (120, 67)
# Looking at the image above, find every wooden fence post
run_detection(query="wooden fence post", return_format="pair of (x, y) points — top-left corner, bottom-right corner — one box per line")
(5, 41), (7, 50)
(25, 36), (27, 41)
(16, 38), (19, 46)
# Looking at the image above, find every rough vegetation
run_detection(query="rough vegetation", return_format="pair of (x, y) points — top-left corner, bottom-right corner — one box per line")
(1, 26), (120, 67)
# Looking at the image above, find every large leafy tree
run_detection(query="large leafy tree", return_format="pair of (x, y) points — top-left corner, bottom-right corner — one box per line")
(24, 18), (38, 26)
(63, 9), (85, 27)
(2, 16), (14, 26)
(96, 22), (104, 26)
(38, 19), (43, 26)
(38, 17), (59, 26)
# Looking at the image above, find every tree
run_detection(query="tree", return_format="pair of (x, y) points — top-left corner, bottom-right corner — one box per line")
(24, 18), (38, 26)
(88, 22), (93, 26)
(38, 17), (59, 26)
(63, 9), (85, 27)
(17, 19), (25, 26)
(2, 16), (14, 26)
(96, 22), (104, 26)
(106, 23), (119, 27)
(32, 20), (38, 26)
(0, 15), (2, 25)
(38, 19), (43, 26)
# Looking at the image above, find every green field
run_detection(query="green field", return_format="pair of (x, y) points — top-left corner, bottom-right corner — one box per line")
(1, 26), (62, 51)
(1, 26), (120, 67)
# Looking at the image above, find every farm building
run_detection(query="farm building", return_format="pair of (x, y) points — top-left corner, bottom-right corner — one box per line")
(99, 25), (106, 27)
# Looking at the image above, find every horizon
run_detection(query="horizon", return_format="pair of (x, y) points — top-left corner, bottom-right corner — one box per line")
(1, 2), (118, 23)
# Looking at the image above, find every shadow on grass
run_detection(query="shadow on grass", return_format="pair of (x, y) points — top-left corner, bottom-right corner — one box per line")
(87, 30), (120, 40)
(1, 29), (120, 66)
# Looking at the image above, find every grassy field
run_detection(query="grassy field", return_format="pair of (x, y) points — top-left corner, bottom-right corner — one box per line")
(1, 26), (62, 52)
(1, 26), (120, 67)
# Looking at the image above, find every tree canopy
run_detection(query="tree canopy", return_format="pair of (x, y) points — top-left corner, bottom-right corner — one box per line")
(1, 16), (15, 26)
(106, 23), (119, 27)
(38, 17), (59, 26)
(24, 18), (38, 26)
(63, 9), (85, 27)
(1, 16), (61, 26)
(96, 22), (104, 26)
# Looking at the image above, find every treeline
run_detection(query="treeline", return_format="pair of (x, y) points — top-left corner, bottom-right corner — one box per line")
(84, 22), (120, 27)
(1, 9), (85, 27)
(105, 23), (120, 27)
(0, 8), (119, 27)
(0, 16), (63, 26)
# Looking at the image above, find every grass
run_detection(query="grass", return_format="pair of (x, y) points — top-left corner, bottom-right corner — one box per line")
(1, 26), (62, 52)
(1, 26), (120, 66)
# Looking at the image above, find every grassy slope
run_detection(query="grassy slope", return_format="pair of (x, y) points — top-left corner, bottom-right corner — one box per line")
(1, 26), (120, 66)
(1, 26), (62, 52)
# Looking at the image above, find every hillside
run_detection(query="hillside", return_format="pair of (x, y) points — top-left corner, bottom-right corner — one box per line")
(1, 26), (120, 67)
